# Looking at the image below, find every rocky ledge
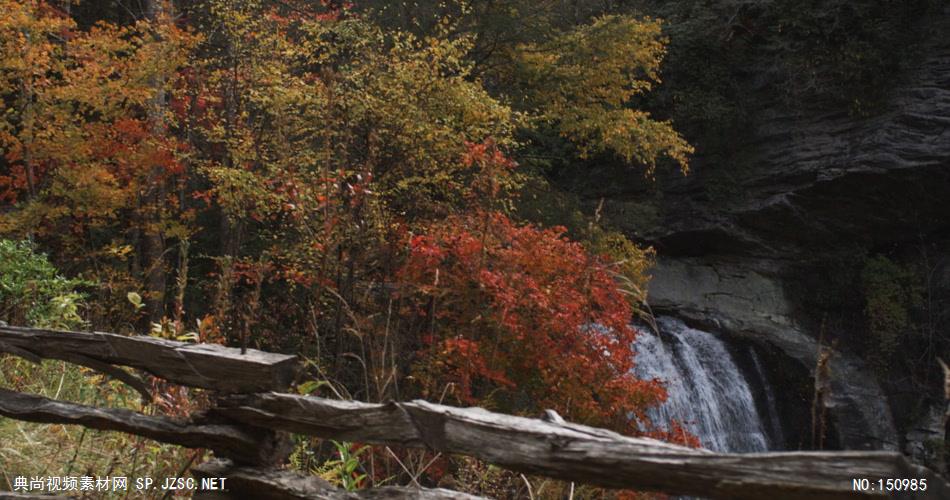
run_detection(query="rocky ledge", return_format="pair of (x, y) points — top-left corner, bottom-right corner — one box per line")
(629, 5), (950, 458)
(648, 257), (898, 451)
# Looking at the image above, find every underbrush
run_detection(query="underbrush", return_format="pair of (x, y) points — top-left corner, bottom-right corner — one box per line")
(0, 356), (197, 497)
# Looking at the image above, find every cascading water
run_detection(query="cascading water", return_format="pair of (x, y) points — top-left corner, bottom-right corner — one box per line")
(633, 316), (777, 453)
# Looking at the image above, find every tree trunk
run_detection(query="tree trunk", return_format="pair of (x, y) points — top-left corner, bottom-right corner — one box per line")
(143, 0), (168, 323)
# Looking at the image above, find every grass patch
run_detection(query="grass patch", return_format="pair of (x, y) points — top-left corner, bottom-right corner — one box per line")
(0, 356), (199, 498)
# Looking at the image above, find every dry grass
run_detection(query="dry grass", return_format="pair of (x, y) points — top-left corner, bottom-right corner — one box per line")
(0, 356), (198, 498)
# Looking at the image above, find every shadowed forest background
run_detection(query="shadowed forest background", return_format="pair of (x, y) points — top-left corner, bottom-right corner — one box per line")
(1, 0), (947, 498)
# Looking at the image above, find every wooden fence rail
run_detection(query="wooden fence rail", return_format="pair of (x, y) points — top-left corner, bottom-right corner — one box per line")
(1, 325), (947, 499)
(0, 325), (298, 393)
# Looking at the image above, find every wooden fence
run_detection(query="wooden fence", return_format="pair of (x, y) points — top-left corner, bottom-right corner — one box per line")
(0, 324), (947, 499)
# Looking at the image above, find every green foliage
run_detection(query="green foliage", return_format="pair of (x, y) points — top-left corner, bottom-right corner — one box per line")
(860, 255), (922, 367)
(0, 240), (86, 329)
(289, 436), (370, 492)
(319, 441), (370, 492)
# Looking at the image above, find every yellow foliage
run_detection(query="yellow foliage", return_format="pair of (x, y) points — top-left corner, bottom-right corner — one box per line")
(511, 15), (692, 174)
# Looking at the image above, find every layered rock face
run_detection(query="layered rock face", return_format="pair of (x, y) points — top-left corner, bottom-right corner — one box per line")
(648, 258), (899, 451)
(610, 6), (950, 454)
(643, 5), (950, 258)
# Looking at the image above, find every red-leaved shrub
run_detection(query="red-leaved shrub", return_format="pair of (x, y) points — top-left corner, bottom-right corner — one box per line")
(398, 211), (673, 435)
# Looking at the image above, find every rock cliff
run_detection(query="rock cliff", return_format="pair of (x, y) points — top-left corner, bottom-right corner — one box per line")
(598, 4), (950, 457)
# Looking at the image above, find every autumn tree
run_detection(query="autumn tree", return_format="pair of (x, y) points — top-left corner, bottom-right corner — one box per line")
(360, 0), (693, 175)
(399, 212), (668, 431)
(0, 0), (197, 328)
(0, 0), (69, 204)
(0, 0), (692, 450)
(356, 0), (685, 313)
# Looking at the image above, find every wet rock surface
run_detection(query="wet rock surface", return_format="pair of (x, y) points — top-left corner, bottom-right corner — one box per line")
(648, 257), (899, 451)
(621, 5), (950, 455)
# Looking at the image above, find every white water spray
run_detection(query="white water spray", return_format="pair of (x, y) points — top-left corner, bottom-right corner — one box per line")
(633, 316), (774, 452)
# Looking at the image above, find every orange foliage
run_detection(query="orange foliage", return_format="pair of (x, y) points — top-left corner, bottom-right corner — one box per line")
(0, 1), (698, 462)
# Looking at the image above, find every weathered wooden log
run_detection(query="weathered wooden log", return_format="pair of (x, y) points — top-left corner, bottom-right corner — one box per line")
(190, 459), (487, 499)
(215, 395), (420, 447)
(0, 325), (299, 393)
(0, 340), (42, 364)
(63, 352), (153, 402)
(214, 393), (950, 500)
(0, 342), (152, 402)
(0, 389), (287, 465)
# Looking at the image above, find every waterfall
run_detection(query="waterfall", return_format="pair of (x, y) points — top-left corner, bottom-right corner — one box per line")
(633, 316), (775, 453)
